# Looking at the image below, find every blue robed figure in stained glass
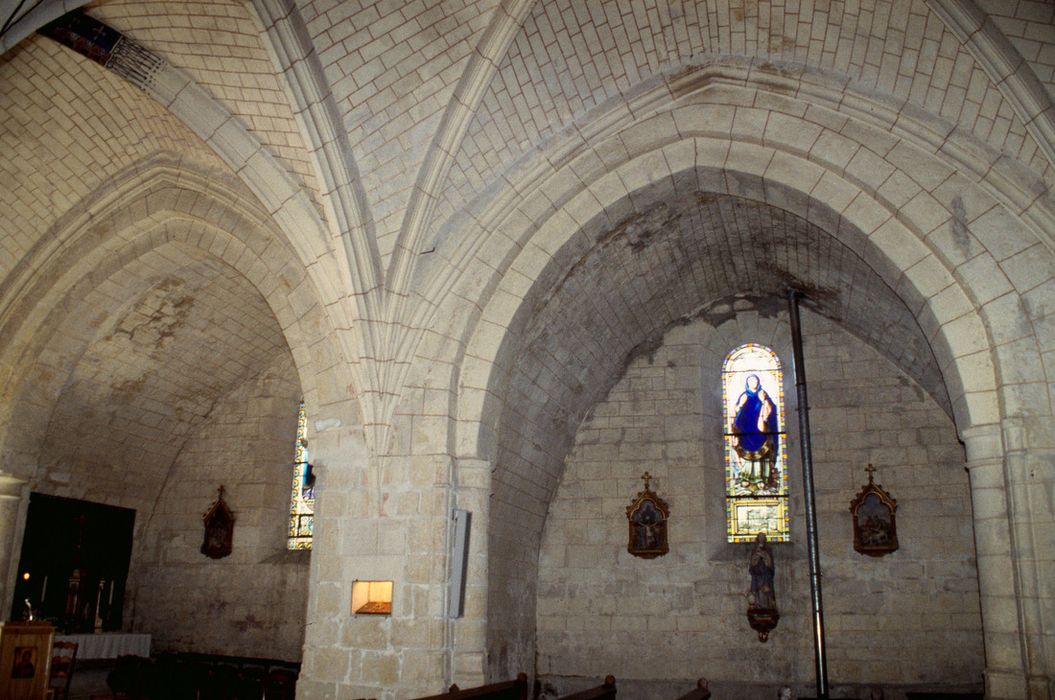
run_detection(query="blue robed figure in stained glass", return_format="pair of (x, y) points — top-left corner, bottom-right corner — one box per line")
(732, 373), (778, 491)
(723, 343), (788, 542)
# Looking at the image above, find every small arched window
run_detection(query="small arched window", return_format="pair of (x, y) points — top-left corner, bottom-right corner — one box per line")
(723, 344), (789, 543)
(287, 400), (314, 550)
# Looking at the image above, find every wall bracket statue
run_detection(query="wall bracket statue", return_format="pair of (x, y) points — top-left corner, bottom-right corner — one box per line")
(746, 532), (779, 642)
(626, 472), (669, 559)
(849, 464), (898, 557)
(201, 486), (235, 559)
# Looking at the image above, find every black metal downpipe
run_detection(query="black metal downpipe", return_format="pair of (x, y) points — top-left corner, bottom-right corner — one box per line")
(787, 289), (829, 699)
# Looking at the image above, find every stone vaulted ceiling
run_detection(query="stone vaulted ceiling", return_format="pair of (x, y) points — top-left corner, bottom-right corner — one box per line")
(6, 0), (1053, 288)
(24, 241), (292, 511)
(492, 191), (950, 544)
(1, 0), (1054, 456)
(0, 35), (226, 282)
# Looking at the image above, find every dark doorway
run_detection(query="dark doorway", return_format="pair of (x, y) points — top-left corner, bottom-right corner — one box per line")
(11, 493), (135, 632)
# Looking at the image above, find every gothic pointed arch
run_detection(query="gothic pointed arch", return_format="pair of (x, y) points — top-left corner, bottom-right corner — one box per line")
(444, 76), (1050, 686)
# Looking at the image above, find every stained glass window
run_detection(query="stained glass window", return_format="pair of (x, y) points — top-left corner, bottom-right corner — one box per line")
(288, 401), (314, 550)
(723, 344), (790, 543)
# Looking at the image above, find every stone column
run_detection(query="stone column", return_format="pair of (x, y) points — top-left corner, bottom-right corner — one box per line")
(963, 424), (1028, 699)
(0, 473), (28, 616)
(1000, 419), (1055, 700)
(449, 457), (491, 686)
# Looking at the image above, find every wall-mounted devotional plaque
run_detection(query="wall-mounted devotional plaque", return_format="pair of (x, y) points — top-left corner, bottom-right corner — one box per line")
(201, 486), (235, 559)
(849, 464), (898, 557)
(626, 472), (669, 559)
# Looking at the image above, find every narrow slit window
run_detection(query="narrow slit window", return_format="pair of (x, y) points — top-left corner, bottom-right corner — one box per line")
(288, 400), (314, 550)
(723, 344), (789, 543)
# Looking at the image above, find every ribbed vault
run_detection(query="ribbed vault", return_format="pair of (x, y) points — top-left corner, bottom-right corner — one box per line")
(429, 0), (1053, 256)
(86, 0), (325, 210)
(0, 35), (225, 284)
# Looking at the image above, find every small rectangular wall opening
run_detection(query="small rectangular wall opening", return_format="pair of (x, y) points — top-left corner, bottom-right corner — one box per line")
(352, 580), (392, 615)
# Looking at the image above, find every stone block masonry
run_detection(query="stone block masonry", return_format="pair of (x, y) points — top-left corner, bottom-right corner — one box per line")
(536, 308), (982, 695)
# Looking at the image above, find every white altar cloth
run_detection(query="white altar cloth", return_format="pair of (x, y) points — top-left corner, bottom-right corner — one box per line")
(55, 632), (151, 659)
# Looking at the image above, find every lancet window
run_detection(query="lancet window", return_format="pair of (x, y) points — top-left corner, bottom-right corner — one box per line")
(287, 400), (314, 550)
(723, 344), (790, 542)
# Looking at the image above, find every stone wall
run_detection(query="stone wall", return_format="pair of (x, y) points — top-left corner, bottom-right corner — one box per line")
(535, 309), (983, 697)
(129, 351), (309, 661)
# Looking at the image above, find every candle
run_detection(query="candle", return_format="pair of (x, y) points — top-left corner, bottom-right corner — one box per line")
(108, 580), (114, 605)
(40, 576), (46, 602)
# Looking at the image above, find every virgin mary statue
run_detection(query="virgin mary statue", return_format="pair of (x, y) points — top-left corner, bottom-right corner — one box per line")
(732, 374), (778, 490)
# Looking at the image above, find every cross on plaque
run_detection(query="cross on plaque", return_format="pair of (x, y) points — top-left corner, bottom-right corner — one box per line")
(865, 463), (876, 484)
(641, 471), (652, 491)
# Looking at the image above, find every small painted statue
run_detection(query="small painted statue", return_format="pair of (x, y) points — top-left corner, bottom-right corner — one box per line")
(748, 533), (776, 610)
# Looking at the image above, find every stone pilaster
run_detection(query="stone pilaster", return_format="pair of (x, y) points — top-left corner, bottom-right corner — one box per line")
(450, 458), (491, 686)
(963, 424), (1029, 699)
(0, 473), (28, 616)
(1000, 419), (1055, 700)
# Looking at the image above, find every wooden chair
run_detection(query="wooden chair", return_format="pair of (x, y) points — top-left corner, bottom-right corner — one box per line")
(49, 640), (79, 700)
(237, 665), (268, 699)
(412, 672), (529, 700)
(263, 667), (299, 700)
(557, 675), (616, 700)
(200, 663), (240, 700)
(674, 679), (711, 700)
(106, 654), (154, 699)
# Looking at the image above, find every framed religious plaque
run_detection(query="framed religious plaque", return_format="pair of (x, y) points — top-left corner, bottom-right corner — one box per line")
(849, 464), (898, 557)
(201, 486), (235, 559)
(0, 621), (54, 700)
(626, 472), (669, 559)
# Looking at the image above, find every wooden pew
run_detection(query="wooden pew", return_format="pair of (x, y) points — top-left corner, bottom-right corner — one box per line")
(412, 672), (529, 700)
(674, 679), (711, 700)
(557, 675), (616, 700)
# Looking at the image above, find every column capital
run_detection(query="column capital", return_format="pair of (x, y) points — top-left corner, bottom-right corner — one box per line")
(0, 473), (27, 501)
(454, 458), (492, 472)
(960, 423), (1004, 465)
(1000, 416), (1028, 453)
(985, 668), (1029, 699)
(453, 458), (492, 493)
